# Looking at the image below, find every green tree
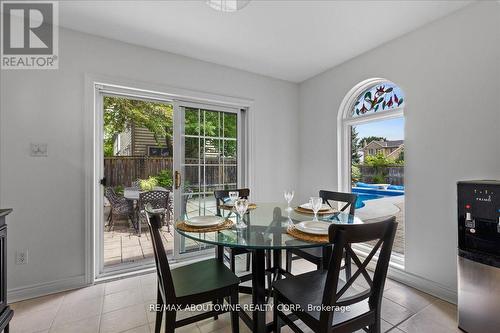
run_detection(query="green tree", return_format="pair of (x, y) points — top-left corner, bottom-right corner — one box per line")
(351, 127), (360, 164)
(103, 97), (173, 157)
(360, 136), (386, 146)
(396, 147), (405, 164)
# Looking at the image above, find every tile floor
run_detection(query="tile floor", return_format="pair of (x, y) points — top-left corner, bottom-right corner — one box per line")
(11, 259), (459, 333)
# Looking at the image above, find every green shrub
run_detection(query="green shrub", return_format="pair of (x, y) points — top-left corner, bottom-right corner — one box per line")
(155, 169), (173, 189)
(372, 174), (386, 184)
(351, 165), (361, 183)
(139, 177), (158, 191)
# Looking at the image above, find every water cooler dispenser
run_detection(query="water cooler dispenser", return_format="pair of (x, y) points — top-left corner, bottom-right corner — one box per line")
(457, 180), (500, 332)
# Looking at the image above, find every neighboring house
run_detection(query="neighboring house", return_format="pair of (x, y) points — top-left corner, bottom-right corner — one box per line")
(114, 122), (169, 156)
(362, 140), (404, 160)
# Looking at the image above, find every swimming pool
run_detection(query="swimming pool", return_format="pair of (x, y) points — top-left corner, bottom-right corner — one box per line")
(354, 193), (385, 209)
(352, 184), (405, 209)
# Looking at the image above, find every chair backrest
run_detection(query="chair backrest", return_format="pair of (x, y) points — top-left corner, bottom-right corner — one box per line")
(145, 205), (176, 302)
(320, 216), (397, 326)
(104, 187), (121, 206)
(139, 190), (170, 211)
(319, 190), (358, 215)
(213, 188), (250, 216)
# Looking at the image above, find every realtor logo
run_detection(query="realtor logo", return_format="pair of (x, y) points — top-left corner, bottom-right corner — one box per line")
(1, 1), (59, 69)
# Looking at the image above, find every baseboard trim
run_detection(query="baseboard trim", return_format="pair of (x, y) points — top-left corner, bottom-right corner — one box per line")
(387, 267), (457, 304)
(8, 275), (88, 303)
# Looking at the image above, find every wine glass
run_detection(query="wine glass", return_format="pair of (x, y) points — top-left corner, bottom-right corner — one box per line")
(310, 196), (323, 221)
(284, 190), (294, 211)
(234, 198), (249, 229)
(229, 191), (239, 205)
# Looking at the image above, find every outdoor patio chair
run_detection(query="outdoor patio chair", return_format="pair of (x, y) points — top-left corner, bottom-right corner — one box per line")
(285, 190), (358, 274)
(104, 187), (135, 230)
(139, 190), (171, 233)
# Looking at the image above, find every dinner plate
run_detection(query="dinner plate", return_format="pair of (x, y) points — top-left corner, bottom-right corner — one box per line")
(295, 221), (331, 235)
(299, 203), (330, 211)
(184, 216), (224, 227)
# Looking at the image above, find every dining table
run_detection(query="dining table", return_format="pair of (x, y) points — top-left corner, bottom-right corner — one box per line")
(174, 202), (363, 333)
(123, 186), (168, 235)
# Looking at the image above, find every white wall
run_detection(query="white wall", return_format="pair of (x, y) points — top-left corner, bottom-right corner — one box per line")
(298, 1), (500, 297)
(0, 28), (299, 295)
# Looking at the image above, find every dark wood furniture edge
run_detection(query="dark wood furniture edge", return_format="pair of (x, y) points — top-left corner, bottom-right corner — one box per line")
(0, 209), (12, 218)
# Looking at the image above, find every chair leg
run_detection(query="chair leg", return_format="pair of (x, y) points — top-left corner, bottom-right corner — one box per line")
(266, 250), (272, 302)
(230, 288), (240, 333)
(154, 287), (163, 333)
(273, 297), (282, 333)
(368, 313), (381, 333)
(230, 251), (236, 272)
(164, 310), (176, 333)
(285, 250), (292, 273)
(213, 298), (222, 320)
(246, 252), (251, 271)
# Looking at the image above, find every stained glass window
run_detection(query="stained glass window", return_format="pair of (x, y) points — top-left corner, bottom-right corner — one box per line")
(352, 82), (405, 117)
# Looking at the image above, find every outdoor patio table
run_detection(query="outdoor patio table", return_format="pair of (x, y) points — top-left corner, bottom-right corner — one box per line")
(123, 186), (168, 235)
(174, 202), (363, 333)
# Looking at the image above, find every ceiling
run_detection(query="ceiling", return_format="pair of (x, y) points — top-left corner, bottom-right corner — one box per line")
(59, 1), (472, 82)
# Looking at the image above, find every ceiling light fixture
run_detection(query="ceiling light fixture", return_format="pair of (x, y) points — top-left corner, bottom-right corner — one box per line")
(206, 0), (251, 13)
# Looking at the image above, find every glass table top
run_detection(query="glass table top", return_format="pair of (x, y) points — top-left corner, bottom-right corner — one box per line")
(175, 202), (363, 250)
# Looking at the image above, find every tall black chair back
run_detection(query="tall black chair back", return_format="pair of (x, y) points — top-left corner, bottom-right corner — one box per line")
(321, 217), (397, 327)
(214, 188), (250, 216)
(145, 205), (176, 302)
(319, 190), (357, 215)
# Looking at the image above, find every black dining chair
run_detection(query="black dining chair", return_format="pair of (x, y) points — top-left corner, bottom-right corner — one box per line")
(285, 190), (358, 273)
(145, 205), (240, 333)
(273, 216), (397, 333)
(214, 189), (252, 272)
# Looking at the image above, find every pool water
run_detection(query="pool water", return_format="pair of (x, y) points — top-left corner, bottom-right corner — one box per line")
(354, 193), (385, 209)
(352, 184), (405, 209)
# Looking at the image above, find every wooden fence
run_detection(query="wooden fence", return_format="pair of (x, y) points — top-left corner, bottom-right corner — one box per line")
(356, 165), (404, 185)
(104, 156), (238, 188)
(104, 156), (173, 187)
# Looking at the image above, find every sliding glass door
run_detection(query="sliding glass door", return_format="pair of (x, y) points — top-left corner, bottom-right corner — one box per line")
(94, 83), (247, 277)
(173, 103), (243, 257)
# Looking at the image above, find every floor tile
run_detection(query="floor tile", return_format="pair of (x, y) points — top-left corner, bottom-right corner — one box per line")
(383, 283), (437, 312)
(11, 293), (64, 317)
(10, 307), (57, 333)
(50, 315), (100, 333)
(62, 284), (105, 305)
(100, 303), (148, 333)
(122, 324), (151, 333)
(103, 288), (144, 313)
(105, 276), (141, 295)
(53, 295), (103, 326)
(381, 297), (414, 326)
(397, 299), (458, 333)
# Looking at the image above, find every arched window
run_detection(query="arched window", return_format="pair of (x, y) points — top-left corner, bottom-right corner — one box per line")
(338, 78), (406, 261)
(352, 82), (405, 117)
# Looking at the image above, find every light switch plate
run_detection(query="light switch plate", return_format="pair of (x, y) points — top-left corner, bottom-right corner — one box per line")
(30, 143), (48, 157)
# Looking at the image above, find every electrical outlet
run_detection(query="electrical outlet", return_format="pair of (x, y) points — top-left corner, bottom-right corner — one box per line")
(16, 249), (28, 265)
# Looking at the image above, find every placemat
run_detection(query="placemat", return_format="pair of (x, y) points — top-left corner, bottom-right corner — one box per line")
(294, 206), (337, 215)
(287, 225), (329, 243)
(176, 219), (234, 232)
(220, 203), (258, 211)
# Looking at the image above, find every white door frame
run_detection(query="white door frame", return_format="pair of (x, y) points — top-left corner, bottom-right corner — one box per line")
(337, 78), (405, 268)
(84, 74), (253, 283)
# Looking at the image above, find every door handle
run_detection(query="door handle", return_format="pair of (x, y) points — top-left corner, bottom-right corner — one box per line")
(100, 177), (107, 186)
(175, 171), (181, 189)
